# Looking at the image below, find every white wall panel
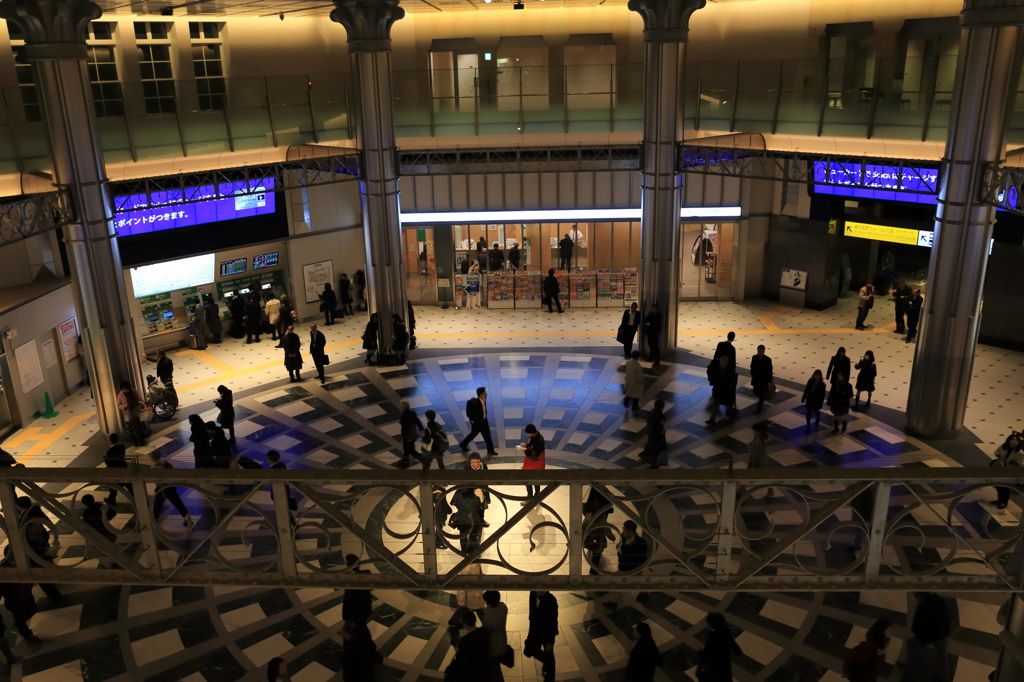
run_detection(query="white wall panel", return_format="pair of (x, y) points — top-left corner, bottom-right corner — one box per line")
(485, 174), (505, 210)
(467, 175), (488, 211)
(576, 172), (595, 208)
(594, 172), (613, 208)
(522, 174), (542, 208)
(612, 171), (633, 207)
(539, 173), (559, 207)
(558, 173), (577, 208)
(432, 175), (452, 212)
(504, 174), (523, 210)
(450, 175), (469, 210)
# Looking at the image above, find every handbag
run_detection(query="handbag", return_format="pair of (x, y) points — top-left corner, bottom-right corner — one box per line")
(321, 355), (330, 364)
(139, 406), (154, 422)
(765, 382), (777, 400)
(616, 324), (631, 344)
(422, 435), (434, 454)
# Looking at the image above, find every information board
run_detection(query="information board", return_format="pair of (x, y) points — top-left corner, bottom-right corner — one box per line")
(58, 318), (79, 364)
(114, 177), (276, 236)
(130, 254), (216, 298)
(15, 340), (42, 393)
(41, 339), (57, 368)
(220, 258), (247, 276)
(253, 252), (279, 270)
(302, 261), (334, 304)
(844, 221), (932, 247)
(780, 268), (808, 291)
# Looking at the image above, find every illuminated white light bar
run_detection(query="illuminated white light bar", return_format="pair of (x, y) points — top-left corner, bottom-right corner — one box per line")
(399, 206), (742, 224)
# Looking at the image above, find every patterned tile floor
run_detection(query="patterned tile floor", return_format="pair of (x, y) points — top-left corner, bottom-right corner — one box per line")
(0, 297), (1019, 681)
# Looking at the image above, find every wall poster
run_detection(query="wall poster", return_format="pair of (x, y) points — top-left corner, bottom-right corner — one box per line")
(58, 318), (79, 364)
(15, 340), (43, 393)
(302, 261), (334, 304)
(41, 339), (57, 368)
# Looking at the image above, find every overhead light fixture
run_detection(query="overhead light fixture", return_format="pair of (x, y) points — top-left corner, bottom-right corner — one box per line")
(399, 206), (743, 224)
(513, 1), (525, 8)
(484, 0), (492, 3)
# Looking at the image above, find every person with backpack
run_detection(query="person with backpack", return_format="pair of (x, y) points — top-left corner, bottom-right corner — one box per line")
(422, 410), (450, 470)
(459, 386), (498, 456)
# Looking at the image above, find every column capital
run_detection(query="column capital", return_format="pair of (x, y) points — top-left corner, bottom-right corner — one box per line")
(0, 0), (99, 59)
(330, 0), (404, 52)
(962, 0), (1024, 28)
(628, 0), (706, 43)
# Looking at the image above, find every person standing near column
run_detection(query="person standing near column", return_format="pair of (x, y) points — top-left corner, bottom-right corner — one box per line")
(282, 324), (302, 382)
(905, 287), (923, 343)
(618, 302), (640, 357)
(525, 590), (558, 682)
(339, 273), (355, 317)
(749, 344), (774, 414)
(643, 303), (663, 367)
(460, 387), (498, 456)
(397, 400), (423, 468)
(855, 283), (874, 330)
(309, 323), (328, 385)
(362, 313), (379, 365)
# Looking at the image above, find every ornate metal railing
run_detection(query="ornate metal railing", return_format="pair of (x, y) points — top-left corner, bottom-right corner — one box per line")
(1, 468), (1021, 591)
(0, 189), (73, 248)
(983, 163), (1024, 217)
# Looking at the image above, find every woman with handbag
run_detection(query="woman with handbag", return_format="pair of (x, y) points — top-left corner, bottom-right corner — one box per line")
(422, 410), (449, 470)
(518, 424), (545, 503)
(618, 302), (639, 357)
(696, 612), (742, 682)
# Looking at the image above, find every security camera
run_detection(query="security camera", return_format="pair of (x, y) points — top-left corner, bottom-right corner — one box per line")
(279, 12), (285, 20)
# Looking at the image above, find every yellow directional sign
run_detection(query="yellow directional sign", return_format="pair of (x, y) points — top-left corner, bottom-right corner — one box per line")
(843, 221), (921, 246)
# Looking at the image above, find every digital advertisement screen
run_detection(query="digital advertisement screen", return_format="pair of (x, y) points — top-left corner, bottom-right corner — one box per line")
(130, 254), (215, 298)
(812, 162), (939, 205)
(253, 252), (279, 270)
(220, 258), (247, 276)
(114, 177), (276, 236)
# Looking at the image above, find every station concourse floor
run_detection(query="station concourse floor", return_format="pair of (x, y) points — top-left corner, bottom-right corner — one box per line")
(0, 296), (1020, 682)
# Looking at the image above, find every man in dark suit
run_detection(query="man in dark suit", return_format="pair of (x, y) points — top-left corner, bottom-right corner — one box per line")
(643, 304), (663, 367)
(713, 331), (737, 369)
(309, 323), (327, 384)
(244, 292), (262, 344)
(905, 287), (923, 343)
(459, 386), (498, 455)
(543, 268), (563, 313)
(450, 609), (490, 681)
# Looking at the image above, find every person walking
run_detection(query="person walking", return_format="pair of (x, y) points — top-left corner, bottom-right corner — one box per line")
(644, 398), (668, 469)
(826, 346), (851, 389)
(906, 592), (952, 682)
(801, 369), (827, 433)
(398, 401), (424, 468)
(342, 554), (373, 626)
(80, 494), (116, 561)
(145, 349), (174, 386)
(697, 612), (743, 682)
(449, 609), (491, 681)
(341, 620), (382, 681)
(276, 295), (294, 345)
(706, 356), (738, 425)
(749, 344), (774, 413)
(905, 287), (923, 343)
(319, 282), (337, 325)
(282, 324), (303, 381)
(623, 351), (644, 411)
(543, 268), (563, 313)
(392, 313), (410, 364)
(526, 590), (558, 682)
(583, 488), (614, 574)
(245, 292), (263, 343)
(362, 313), (379, 365)
(618, 302), (640, 357)
(421, 410), (449, 470)
(117, 381), (148, 447)
(828, 373), (854, 434)
(188, 414), (213, 468)
(558, 234), (574, 271)
(338, 274), (355, 316)
(643, 304), (663, 366)
(843, 618), (892, 682)
(855, 282), (875, 330)
(465, 262), (481, 310)
(309, 323), (328, 384)
(149, 449), (191, 527)
(854, 350), (876, 409)
(991, 433), (1021, 509)
(451, 487), (484, 554)
(713, 331), (737, 369)
(264, 292), (282, 341)
(207, 422), (232, 468)
(215, 385), (235, 445)
(481, 591), (509, 680)
(459, 386), (498, 455)
(204, 296), (222, 344)
(519, 424), (545, 501)
(624, 622), (662, 682)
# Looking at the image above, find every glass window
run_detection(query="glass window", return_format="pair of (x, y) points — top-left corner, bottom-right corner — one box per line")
(87, 44), (123, 118)
(137, 43), (175, 114)
(10, 45), (41, 122)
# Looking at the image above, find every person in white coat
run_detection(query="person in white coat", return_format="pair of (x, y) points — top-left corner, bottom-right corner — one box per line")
(264, 293), (282, 341)
(623, 351), (644, 411)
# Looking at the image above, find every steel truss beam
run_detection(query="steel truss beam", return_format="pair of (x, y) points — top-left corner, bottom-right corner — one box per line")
(983, 163), (1024, 217)
(0, 189), (73, 248)
(1, 468), (1021, 593)
(398, 145), (641, 176)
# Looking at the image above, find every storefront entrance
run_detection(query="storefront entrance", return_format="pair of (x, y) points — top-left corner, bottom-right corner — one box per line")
(680, 222), (736, 300)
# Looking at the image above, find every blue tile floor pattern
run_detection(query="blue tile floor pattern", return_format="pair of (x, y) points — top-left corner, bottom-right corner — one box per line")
(1, 348), (1010, 681)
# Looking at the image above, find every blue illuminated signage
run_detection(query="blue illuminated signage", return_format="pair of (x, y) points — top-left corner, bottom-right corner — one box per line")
(812, 162), (939, 205)
(114, 177), (276, 236)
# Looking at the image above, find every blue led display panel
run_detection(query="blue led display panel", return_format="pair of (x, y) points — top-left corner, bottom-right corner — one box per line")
(114, 178), (276, 236)
(812, 162), (939, 205)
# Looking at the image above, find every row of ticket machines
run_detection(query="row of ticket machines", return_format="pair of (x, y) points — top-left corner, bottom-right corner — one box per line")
(141, 283), (280, 337)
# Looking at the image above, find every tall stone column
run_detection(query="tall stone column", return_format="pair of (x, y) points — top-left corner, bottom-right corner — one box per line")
(906, 0), (1024, 439)
(331, 0), (407, 353)
(629, 0), (706, 359)
(0, 0), (143, 434)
